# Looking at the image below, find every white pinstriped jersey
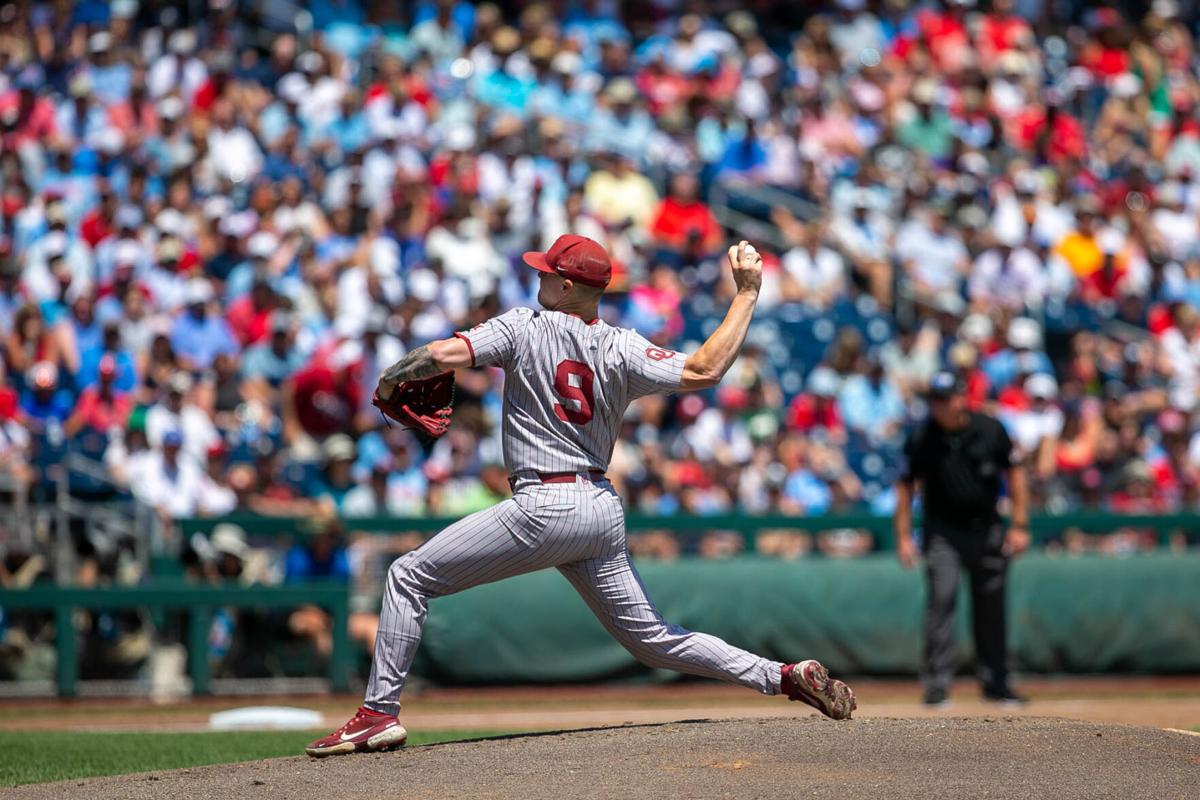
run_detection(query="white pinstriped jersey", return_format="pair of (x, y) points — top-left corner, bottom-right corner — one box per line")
(455, 308), (687, 474)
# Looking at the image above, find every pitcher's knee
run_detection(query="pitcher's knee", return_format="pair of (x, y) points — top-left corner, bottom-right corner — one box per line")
(386, 554), (426, 600)
(619, 621), (688, 665)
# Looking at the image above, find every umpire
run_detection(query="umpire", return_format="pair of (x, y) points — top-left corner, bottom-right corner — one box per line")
(894, 370), (1030, 706)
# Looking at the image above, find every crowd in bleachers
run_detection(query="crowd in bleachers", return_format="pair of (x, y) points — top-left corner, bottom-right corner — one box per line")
(1, 0), (1200, 572)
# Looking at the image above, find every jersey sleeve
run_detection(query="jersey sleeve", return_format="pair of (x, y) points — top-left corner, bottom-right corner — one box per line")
(625, 330), (688, 400)
(454, 307), (533, 368)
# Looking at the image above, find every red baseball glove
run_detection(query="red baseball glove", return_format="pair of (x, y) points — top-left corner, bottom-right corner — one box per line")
(372, 372), (455, 437)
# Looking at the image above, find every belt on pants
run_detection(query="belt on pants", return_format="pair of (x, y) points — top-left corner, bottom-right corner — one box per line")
(508, 469), (607, 491)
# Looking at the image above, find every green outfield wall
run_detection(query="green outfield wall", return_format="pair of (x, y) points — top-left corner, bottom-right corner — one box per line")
(410, 553), (1200, 681)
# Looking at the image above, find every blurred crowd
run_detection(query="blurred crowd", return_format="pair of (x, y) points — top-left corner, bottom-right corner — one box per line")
(0, 0), (1198, 579)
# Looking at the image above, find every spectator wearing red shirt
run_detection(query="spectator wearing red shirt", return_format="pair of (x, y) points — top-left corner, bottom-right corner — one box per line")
(1012, 101), (1087, 164)
(913, 0), (972, 74)
(787, 367), (845, 442)
(79, 186), (118, 248)
(0, 77), (59, 149)
(66, 356), (131, 436)
(226, 276), (277, 347)
(946, 341), (990, 412)
(977, 0), (1032, 72)
(1079, 24), (1132, 81)
(283, 338), (365, 447)
(106, 83), (159, 142)
(648, 173), (723, 254)
(0, 360), (18, 422)
(635, 55), (694, 116)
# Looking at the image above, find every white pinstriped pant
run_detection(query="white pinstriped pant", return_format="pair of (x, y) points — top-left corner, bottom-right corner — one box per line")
(364, 476), (782, 712)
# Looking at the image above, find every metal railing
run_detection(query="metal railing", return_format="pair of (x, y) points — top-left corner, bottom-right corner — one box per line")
(0, 581), (351, 698)
(49, 454), (149, 583)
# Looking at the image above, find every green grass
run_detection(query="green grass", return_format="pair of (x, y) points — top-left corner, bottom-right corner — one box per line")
(0, 729), (512, 787)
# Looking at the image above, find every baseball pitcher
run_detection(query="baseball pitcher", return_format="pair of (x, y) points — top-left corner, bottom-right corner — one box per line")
(307, 236), (856, 756)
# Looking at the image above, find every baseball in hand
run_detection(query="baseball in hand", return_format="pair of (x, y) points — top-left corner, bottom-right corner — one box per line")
(744, 245), (757, 255)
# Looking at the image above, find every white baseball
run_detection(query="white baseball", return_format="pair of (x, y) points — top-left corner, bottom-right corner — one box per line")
(744, 245), (757, 255)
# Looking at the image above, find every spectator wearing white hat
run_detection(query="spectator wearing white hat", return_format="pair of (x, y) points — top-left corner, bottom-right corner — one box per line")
(1151, 182), (1198, 262)
(982, 317), (1054, 390)
(999, 372), (1064, 480)
(18, 361), (72, 433)
(424, 200), (508, 301)
(147, 29), (208, 102)
(145, 371), (219, 465)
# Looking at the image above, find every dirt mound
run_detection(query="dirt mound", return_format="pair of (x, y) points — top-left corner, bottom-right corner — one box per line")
(11, 717), (1199, 799)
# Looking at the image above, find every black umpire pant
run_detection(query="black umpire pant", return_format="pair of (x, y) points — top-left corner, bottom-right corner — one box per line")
(922, 522), (1009, 693)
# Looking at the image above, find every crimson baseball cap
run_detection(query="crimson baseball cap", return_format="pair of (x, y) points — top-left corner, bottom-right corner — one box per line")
(522, 234), (612, 289)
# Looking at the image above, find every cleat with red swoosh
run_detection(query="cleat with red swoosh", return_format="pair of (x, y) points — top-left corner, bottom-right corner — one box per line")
(306, 707), (408, 757)
(781, 660), (857, 720)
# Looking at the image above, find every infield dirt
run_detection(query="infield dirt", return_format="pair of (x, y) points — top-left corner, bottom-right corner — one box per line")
(9, 717), (1198, 800)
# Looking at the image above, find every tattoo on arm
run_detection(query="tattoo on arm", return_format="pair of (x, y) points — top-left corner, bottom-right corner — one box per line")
(379, 345), (441, 385)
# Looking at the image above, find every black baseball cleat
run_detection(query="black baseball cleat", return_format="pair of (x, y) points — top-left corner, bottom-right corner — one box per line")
(982, 686), (1027, 706)
(922, 687), (950, 707)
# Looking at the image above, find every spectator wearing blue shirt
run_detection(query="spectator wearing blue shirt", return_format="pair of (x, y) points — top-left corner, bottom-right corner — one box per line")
(304, 434), (360, 515)
(284, 513), (360, 658)
(585, 79), (655, 160)
(76, 321), (138, 392)
(65, 294), (103, 368)
(983, 317), (1054, 390)
(838, 358), (906, 442)
(317, 92), (371, 156)
(19, 361), (74, 432)
(242, 314), (306, 391)
(85, 33), (133, 105)
(715, 118), (769, 183)
(784, 465), (833, 515)
(412, 0), (475, 39)
(284, 523), (352, 583)
(171, 279), (237, 372)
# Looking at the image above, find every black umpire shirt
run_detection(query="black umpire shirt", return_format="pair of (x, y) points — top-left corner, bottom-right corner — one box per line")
(900, 412), (1015, 530)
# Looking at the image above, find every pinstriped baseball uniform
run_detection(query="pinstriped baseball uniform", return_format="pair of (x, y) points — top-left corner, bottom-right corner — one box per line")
(364, 309), (782, 713)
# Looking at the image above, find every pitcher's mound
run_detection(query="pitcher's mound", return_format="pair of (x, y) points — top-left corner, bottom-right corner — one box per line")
(11, 717), (1200, 799)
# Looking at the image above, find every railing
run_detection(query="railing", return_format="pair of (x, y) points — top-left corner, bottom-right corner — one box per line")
(709, 182), (819, 252)
(50, 453), (150, 582)
(177, 510), (1200, 551)
(0, 581), (351, 698)
(0, 471), (33, 550)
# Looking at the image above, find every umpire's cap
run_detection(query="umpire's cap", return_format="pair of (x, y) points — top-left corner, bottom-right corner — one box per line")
(928, 370), (966, 399)
(523, 234), (612, 289)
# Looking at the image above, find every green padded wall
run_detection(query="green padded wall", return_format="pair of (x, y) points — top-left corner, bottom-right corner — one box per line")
(410, 553), (1200, 682)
